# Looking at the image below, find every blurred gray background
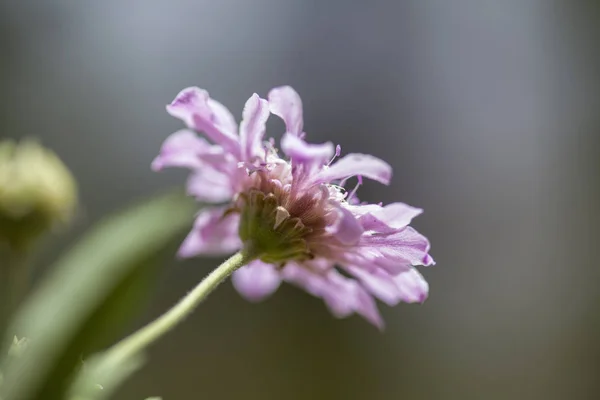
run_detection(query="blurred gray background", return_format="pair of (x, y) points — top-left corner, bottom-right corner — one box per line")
(1, 0), (599, 399)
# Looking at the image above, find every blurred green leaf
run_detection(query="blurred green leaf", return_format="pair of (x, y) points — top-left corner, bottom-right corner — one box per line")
(0, 190), (196, 400)
(67, 352), (145, 400)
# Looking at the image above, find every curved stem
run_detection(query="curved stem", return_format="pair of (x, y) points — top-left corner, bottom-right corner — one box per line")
(102, 250), (254, 364)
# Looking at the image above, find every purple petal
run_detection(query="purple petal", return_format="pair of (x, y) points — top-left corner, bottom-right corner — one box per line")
(359, 202), (423, 231)
(344, 226), (434, 274)
(280, 133), (334, 165)
(318, 153), (392, 185)
(239, 94), (270, 160)
(178, 208), (241, 258)
(326, 205), (364, 245)
(393, 268), (429, 303)
(187, 169), (234, 203)
(166, 87), (240, 155)
(365, 226), (435, 267)
(346, 203), (384, 217)
(232, 260), (282, 302)
(268, 86), (304, 136)
(152, 129), (231, 172)
(325, 271), (384, 329)
(346, 266), (428, 305)
(281, 263), (384, 329)
(207, 97), (238, 134)
(152, 130), (206, 171)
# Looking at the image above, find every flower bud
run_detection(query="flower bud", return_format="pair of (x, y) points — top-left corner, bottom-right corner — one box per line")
(0, 139), (77, 249)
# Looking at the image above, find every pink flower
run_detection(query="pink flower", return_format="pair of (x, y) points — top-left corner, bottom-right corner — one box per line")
(153, 86), (434, 329)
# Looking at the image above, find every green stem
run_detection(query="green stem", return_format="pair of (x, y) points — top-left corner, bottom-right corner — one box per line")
(101, 249), (254, 364)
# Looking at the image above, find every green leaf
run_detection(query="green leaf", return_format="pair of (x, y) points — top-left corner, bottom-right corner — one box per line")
(67, 352), (145, 400)
(0, 190), (196, 400)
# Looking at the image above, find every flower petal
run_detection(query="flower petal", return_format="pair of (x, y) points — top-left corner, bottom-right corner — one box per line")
(166, 87), (240, 155)
(393, 268), (429, 303)
(186, 168), (235, 203)
(281, 263), (384, 329)
(268, 86), (304, 136)
(239, 94), (270, 160)
(152, 129), (230, 172)
(177, 208), (241, 258)
(326, 205), (364, 245)
(359, 202), (423, 231)
(232, 260), (282, 302)
(151, 130), (205, 171)
(344, 226), (434, 274)
(318, 153), (392, 185)
(280, 133), (334, 165)
(325, 270), (384, 329)
(207, 97), (238, 134)
(366, 226), (435, 267)
(346, 266), (428, 305)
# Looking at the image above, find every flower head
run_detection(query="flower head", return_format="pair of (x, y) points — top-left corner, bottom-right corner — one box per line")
(0, 139), (77, 250)
(153, 86), (434, 329)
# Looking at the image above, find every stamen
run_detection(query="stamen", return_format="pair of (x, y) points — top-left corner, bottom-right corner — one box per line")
(239, 160), (271, 176)
(238, 161), (252, 174)
(347, 175), (363, 202)
(327, 144), (342, 166)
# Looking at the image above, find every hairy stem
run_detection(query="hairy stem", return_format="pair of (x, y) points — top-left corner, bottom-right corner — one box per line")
(101, 249), (255, 364)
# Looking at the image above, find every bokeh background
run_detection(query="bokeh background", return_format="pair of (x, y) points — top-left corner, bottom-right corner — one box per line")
(1, 1), (599, 399)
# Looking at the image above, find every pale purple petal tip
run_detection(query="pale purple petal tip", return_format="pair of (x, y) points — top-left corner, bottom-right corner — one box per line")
(186, 169), (234, 203)
(319, 153), (392, 185)
(166, 87), (240, 154)
(240, 93), (270, 160)
(280, 133), (334, 164)
(151, 130), (203, 171)
(232, 261), (282, 302)
(353, 226), (433, 273)
(282, 264), (384, 329)
(268, 86), (304, 136)
(348, 282), (385, 330)
(423, 254), (436, 266)
(151, 129), (230, 172)
(359, 202), (423, 231)
(393, 268), (429, 303)
(177, 208), (241, 258)
(346, 266), (402, 306)
(323, 271), (384, 330)
(347, 266), (429, 307)
(166, 87), (208, 127)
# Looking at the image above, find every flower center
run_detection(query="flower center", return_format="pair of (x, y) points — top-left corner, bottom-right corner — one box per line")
(236, 190), (314, 264)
